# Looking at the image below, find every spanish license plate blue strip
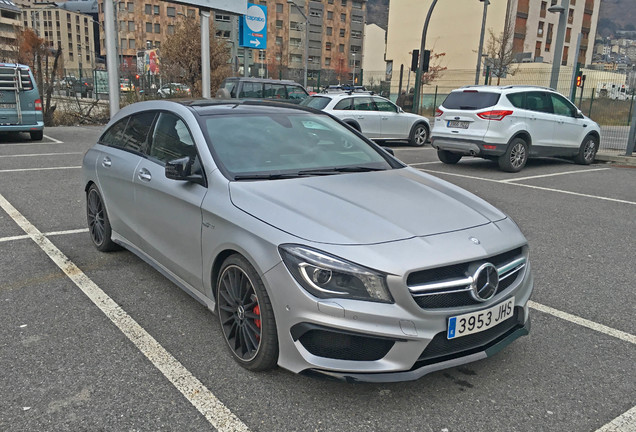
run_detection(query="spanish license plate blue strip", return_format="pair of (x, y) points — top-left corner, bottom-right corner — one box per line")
(447, 298), (515, 340)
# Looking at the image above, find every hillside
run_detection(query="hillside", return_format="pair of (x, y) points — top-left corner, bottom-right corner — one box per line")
(366, 0), (389, 30)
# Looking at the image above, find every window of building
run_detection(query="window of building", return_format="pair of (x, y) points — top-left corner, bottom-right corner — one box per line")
(129, 39), (135, 49)
(187, 9), (195, 17)
(352, 14), (363, 23)
(568, 8), (574, 24)
(326, 26), (332, 35)
(352, 1), (362, 8)
(565, 27), (571, 43)
(535, 41), (542, 58)
(168, 25), (175, 35)
(216, 13), (230, 22)
(309, 24), (321, 33)
(350, 45), (360, 53)
(146, 22), (152, 32)
(153, 5), (159, 15)
(339, 43), (344, 52)
(290, 37), (301, 47)
(325, 57), (331, 66)
(339, 28), (345, 37)
(351, 30), (361, 39)
(310, 9), (321, 17)
(290, 21), (300, 30)
(341, 0), (347, 5)
(327, 11), (333, 20)
(127, 2), (134, 12)
(341, 13), (346, 22)
(540, 1), (547, 18)
(276, 3), (283, 13)
(145, 4), (151, 14)
(290, 53), (302, 63)
(326, 42), (332, 50)
(537, 21), (544, 37)
(276, 36), (282, 45)
(276, 20), (283, 29)
(167, 7), (175, 17)
(154, 23), (160, 33)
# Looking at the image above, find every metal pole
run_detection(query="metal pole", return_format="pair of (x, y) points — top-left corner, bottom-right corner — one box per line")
(413, 0), (439, 115)
(398, 64), (404, 95)
(200, 8), (211, 98)
(353, 53), (356, 85)
(303, 12), (308, 89)
(627, 95), (636, 156)
(569, 33), (583, 102)
(475, 0), (489, 85)
(104, 0), (120, 117)
(549, 0), (568, 90)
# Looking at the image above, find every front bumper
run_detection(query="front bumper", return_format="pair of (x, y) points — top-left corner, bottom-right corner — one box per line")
(263, 243), (533, 382)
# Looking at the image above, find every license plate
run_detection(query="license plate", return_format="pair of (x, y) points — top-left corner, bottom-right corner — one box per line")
(447, 120), (469, 129)
(447, 298), (514, 340)
(0, 103), (16, 109)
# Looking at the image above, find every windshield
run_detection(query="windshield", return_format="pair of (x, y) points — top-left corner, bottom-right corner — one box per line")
(299, 96), (331, 110)
(202, 112), (396, 179)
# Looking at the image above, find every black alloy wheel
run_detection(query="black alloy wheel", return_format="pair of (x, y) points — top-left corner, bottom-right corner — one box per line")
(86, 185), (119, 252)
(217, 255), (278, 371)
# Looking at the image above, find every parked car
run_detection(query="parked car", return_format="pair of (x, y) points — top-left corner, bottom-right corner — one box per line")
(0, 63), (44, 140)
(71, 77), (94, 98)
(158, 83), (192, 98)
(120, 78), (135, 92)
(431, 85), (601, 172)
(301, 92), (430, 146)
(217, 77), (309, 104)
(83, 99), (532, 381)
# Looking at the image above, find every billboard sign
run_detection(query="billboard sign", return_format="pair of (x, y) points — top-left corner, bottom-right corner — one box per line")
(161, 0), (247, 14)
(239, 3), (267, 49)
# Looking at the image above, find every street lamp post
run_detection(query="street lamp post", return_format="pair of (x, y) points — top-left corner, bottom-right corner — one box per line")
(413, 0), (439, 114)
(548, 0), (568, 90)
(352, 53), (356, 85)
(475, 0), (489, 85)
(287, 0), (308, 88)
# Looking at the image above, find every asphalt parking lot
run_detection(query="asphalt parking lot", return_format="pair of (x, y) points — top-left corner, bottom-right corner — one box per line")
(0, 126), (634, 432)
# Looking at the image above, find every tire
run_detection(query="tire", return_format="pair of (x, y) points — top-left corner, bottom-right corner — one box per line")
(409, 122), (429, 147)
(498, 138), (528, 172)
(217, 254), (278, 371)
(437, 149), (462, 164)
(86, 184), (119, 252)
(30, 130), (43, 141)
(573, 135), (598, 165)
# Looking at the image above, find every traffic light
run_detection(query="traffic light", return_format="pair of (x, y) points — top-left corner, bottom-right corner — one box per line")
(576, 71), (586, 88)
(135, 74), (140, 80)
(421, 50), (431, 73)
(411, 50), (419, 72)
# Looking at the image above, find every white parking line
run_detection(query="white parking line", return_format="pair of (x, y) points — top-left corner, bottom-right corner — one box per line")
(499, 167), (610, 183)
(43, 135), (63, 144)
(408, 161), (442, 166)
(0, 166), (81, 173)
(1, 141), (63, 147)
(419, 169), (636, 206)
(529, 301), (636, 345)
(0, 152), (83, 158)
(0, 194), (250, 432)
(0, 228), (87, 243)
(595, 406), (636, 432)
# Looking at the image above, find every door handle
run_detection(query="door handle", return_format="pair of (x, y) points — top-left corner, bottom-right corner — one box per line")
(101, 157), (111, 167)
(138, 169), (152, 182)
(357, 116), (364, 119)
(382, 117), (388, 120)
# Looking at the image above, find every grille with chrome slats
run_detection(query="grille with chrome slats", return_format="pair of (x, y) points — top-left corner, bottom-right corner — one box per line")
(407, 247), (526, 309)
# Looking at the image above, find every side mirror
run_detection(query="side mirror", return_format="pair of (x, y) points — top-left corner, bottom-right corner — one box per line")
(382, 146), (395, 156)
(397, 107), (404, 114)
(575, 110), (585, 119)
(165, 156), (205, 185)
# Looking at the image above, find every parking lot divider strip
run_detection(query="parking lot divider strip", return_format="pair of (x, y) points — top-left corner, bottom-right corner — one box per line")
(0, 166), (81, 173)
(529, 301), (636, 345)
(0, 193), (251, 432)
(418, 169), (636, 206)
(595, 405), (636, 432)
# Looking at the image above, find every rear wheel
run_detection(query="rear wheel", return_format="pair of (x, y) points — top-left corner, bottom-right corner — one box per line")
(573, 135), (598, 165)
(498, 138), (528, 172)
(217, 254), (278, 371)
(409, 123), (429, 147)
(86, 185), (119, 252)
(437, 149), (462, 164)
(30, 130), (43, 141)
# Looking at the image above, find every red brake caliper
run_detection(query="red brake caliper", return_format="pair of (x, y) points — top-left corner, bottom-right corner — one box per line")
(253, 305), (261, 330)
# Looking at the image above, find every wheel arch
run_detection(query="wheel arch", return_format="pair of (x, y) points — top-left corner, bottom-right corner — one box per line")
(508, 130), (532, 148)
(343, 119), (361, 132)
(584, 130), (600, 143)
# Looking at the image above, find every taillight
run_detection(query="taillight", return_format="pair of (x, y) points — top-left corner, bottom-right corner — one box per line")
(34, 99), (42, 111)
(435, 108), (444, 117)
(477, 110), (513, 121)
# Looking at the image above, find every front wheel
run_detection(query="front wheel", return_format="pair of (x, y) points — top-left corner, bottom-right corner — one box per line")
(86, 185), (119, 252)
(573, 135), (598, 165)
(437, 149), (462, 164)
(409, 123), (429, 147)
(498, 138), (528, 172)
(217, 254), (278, 371)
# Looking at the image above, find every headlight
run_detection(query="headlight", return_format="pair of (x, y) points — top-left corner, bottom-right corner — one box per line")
(279, 244), (393, 303)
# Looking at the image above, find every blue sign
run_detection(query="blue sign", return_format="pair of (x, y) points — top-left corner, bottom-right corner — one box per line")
(239, 3), (267, 49)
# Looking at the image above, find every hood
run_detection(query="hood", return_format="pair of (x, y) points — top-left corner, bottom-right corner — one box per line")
(229, 168), (506, 245)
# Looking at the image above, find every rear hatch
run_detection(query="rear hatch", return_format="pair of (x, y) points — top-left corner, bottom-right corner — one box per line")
(434, 90), (501, 140)
(0, 66), (35, 125)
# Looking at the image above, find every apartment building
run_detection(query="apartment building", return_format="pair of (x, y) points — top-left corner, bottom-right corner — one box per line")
(0, 1), (21, 62)
(20, 2), (96, 73)
(385, 0), (600, 75)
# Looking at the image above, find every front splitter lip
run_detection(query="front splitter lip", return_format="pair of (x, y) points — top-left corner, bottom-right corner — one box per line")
(300, 319), (530, 383)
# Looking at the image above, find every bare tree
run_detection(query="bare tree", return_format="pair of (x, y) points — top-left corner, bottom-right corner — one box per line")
(162, 18), (231, 96)
(421, 51), (448, 85)
(484, 18), (519, 85)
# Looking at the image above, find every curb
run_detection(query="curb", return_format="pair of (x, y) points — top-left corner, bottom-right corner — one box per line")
(595, 152), (636, 167)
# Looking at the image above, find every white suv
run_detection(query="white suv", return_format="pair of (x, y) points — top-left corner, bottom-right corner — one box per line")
(430, 86), (601, 172)
(301, 92), (430, 146)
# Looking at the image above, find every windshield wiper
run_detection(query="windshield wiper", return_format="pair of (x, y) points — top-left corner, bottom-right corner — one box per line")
(233, 173), (302, 181)
(297, 166), (386, 175)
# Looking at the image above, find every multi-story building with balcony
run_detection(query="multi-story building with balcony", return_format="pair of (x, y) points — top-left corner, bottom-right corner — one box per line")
(0, 1), (21, 62)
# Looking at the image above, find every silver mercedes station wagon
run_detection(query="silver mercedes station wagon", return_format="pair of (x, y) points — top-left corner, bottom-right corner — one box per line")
(83, 100), (532, 382)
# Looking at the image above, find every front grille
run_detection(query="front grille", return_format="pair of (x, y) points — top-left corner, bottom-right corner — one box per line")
(415, 306), (524, 367)
(408, 247), (526, 309)
(298, 329), (395, 361)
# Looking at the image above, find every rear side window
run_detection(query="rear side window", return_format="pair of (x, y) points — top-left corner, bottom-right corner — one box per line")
(99, 111), (156, 153)
(300, 96), (331, 109)
(239, 82), (263, 98)
(353, 97), (375, 111)
(0, 67), (34, 91)
(263, 83), (286, 99)
(334, 98), (353, 110)
(507, 92), (525, 109)
(442, 91), (500, 110)
(526, 92), (553, 114)
(286, 85), (308, 101)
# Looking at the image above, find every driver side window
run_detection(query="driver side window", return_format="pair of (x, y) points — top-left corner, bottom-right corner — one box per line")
(550, 94), (576, 117)
(149, 113), (198, 168)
